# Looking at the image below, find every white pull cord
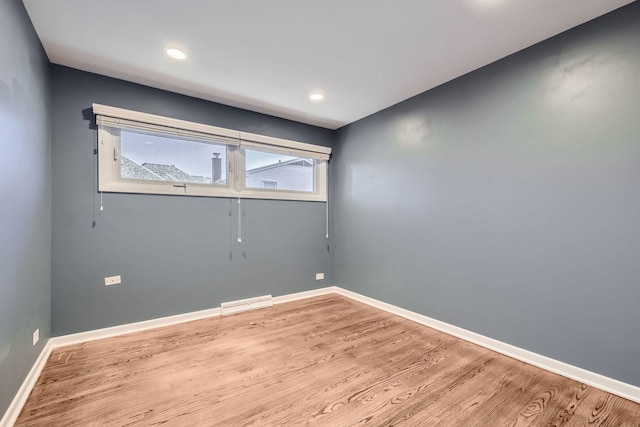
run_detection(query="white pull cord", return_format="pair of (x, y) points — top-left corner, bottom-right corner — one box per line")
(325, 166), (329, 239)
(325, 199), (329, 239)
(99, 192), (104, 211)
(237, 198), (242, 243)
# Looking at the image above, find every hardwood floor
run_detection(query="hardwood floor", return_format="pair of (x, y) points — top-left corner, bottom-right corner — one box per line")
(16, 295), (640, 426)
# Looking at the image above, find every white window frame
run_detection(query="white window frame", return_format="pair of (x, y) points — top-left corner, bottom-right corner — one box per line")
(94, 104), (331, 202)
(238, 143), (328, 201)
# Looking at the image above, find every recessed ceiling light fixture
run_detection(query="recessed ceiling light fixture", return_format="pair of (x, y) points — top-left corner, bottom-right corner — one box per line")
(309, 93), (324, 101)
(165, 48), (187, 60)
(473, 0), (507, 6)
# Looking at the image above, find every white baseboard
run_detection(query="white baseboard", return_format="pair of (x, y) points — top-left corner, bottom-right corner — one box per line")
(272, 286), (337, 305)
(3, 284), (638, 427)
(333, 286), (640, 404)
(50, 306), (223, 349)
(50, 287), (338, 349)
(0, 342), (52, 427)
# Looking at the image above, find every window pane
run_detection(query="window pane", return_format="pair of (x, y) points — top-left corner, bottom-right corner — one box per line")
(120, 130), (227, 185)
(245, 150), (314, 192)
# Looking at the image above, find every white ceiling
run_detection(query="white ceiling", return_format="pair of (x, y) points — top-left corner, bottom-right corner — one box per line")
(23, 0), (635, 130)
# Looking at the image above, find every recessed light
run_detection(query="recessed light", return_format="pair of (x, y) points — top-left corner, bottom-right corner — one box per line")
(165, 48), (187, 60)
(473, 0), (506, 6)
(309, 93), (324, 101)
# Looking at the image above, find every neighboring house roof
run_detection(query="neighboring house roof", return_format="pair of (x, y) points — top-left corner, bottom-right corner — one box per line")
(246, 157), (313, 192)
(121, 156), (165, 181)
(246, 158), (312, 174)
(141, 163), (210, 183)
(121, 156), (211, 184)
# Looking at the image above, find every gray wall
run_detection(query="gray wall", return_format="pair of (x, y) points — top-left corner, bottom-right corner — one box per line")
(51, 66), (334, 335)
(0, 0), (51, 418)
(333, 3), (640, 386)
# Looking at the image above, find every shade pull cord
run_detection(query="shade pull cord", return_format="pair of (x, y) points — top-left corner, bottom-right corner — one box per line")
(325, 199), (329, 239)
(99, 192), (104, 211)
(325, 165), (329, 239)
(237, 198), (242, 243)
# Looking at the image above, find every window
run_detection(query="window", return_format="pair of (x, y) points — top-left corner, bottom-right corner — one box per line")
(120, 130), (228, 185)
(94, 104), (331, 201)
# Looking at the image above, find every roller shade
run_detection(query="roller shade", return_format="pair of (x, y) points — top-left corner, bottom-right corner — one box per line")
(93, 103), (240, 146)
(93, 103), (332, 159)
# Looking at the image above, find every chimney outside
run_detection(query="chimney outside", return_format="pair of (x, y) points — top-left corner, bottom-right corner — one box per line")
(212, 153), (222, 183)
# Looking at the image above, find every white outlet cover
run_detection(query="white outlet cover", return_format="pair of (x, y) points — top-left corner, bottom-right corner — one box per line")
(105, 275), (122, 286)
(315, 273), (325, 280)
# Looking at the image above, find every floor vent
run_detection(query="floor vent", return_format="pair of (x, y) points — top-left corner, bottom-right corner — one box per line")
(221, 295), (273, 316)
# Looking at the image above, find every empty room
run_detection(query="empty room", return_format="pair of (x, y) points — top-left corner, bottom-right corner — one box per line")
(2, 0), (640, 425)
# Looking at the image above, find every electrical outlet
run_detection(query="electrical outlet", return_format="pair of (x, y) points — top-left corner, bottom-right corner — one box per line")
(105, 275), (122, 286)
(315, 273), (324, 280)
(33, 329), (39, 346)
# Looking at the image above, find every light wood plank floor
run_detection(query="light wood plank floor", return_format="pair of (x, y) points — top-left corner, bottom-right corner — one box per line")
(16, 295), (640, 426)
